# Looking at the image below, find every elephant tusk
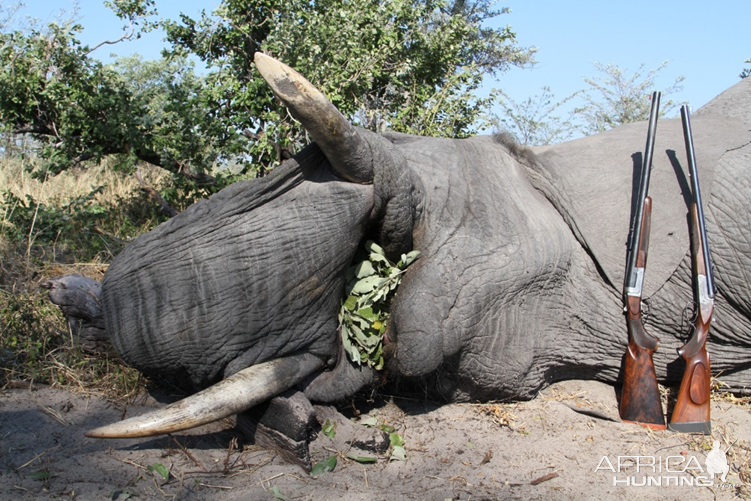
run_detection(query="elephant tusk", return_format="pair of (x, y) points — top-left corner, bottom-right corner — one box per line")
(254, 52), (374, 184)
(85, 353), (324, 438)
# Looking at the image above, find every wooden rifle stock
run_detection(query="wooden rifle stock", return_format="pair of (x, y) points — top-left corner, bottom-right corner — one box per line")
(668, 206), (712, 434)
(620, 197), (666, 429)
(669, 106), (713, 434)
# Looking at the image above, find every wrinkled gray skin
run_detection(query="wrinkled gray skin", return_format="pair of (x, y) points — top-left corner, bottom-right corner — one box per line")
(100, 66), (751, 406)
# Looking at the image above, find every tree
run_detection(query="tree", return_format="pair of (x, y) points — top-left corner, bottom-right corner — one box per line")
(492, 61), (684, 145)
(162, 0), (535, 174)
(0, 15), (217, 183)
(0, 1), (23, 32)
(493, 87), (581, 146)
(0, 0), (535, 181)
(575, 61), (685, 135)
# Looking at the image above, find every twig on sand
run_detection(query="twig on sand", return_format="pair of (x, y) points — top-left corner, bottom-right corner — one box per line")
(170, 436), (206, 471)
(530, 471), (558, 485)
(41, 405), (73, 426)
(16, 445), (61, 470)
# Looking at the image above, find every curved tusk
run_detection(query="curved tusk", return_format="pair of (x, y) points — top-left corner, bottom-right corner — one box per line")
(254, 52), (374, 184)
(85, 353), (323, 438)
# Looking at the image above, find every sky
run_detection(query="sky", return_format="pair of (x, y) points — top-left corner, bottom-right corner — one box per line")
(13, 0), (751, 125)
(492, 1), (749, 115)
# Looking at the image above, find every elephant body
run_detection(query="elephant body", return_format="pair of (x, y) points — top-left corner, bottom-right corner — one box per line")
(73, 61), (751, 421)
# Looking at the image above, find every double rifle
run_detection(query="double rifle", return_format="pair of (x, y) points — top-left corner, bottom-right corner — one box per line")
(619, 92), (715, 434)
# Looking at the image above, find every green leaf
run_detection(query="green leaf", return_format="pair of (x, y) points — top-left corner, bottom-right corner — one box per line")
(351, 325), (379, 348)
(322, 419), (336, 438)
(365, 240), (385, 256)
(343, 295), (357, 311)
(28, 470), (51, 481)
(147, 462), (170, 481)
(390, 445), (407, 461)
(354, 260), (376, 278)
(310, 455), (337, 476)
(351, 276), (387, 294)
(372, 287), (389, 304)
(389, 432), (405, 447)
(346, 453), (378, 463)
(356, 307), (377, 321)
(359, 416), (378, 427)
(374, 354), (385, 370)
(398, 250), (421, 268)
(341, 325), (361, 365)
(350, 314), (371, 330)
(368, 252), (390, 265)
(269, 485), (287, 500)
(355, 294), (376, 311)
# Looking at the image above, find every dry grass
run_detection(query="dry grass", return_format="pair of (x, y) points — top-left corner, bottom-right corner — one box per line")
(475, 403), (518, 428)
(0, 255), (146, 400)
(1, 155), (169, 265)
(0, 155), (163, 399)
(0, 156), (166, 210)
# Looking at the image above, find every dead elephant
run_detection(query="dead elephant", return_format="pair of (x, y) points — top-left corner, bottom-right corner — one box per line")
(47, 55), (751, 450)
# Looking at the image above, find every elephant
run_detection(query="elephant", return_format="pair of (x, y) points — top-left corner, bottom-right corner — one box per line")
(46, 54), (751, 439)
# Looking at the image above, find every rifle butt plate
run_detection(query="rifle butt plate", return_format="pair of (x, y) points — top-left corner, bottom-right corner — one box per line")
(668, 421), (711, 435)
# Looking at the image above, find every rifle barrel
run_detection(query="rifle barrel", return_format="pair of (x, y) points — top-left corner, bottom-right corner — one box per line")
(680, 105), (715, 298)
(625, 91), (661, 296)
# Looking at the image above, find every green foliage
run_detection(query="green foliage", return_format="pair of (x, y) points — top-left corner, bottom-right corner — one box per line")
(346, 453), (378, 463)
(359, 415), (395, 433)
(163, 0), (534, 172)
(1, 185), (163, 262)
(0, 291), (65, 374)
(1, 0), (533, 193)
(28, 470), (52, 481)
(339, 241), (419, 369)
(0, 20), (134, 174)
(109, 54), (244, 182)
(576, 61), (685, 134)
(269, 486), (287, 500)
(147, 462), (170, 481)
(741, 58), (750, 79)
(494, 86), (581, 145)
(0, 8), (222, 182)
(310, 455), (337, 476)
(389, 432), (407, 461)
(322, 419), (336, 438)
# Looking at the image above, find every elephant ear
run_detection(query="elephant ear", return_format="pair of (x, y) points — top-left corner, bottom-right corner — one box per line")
(531, 113), (750, 297)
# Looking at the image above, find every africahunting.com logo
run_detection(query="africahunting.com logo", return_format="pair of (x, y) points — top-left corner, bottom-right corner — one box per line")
(594, 439), (739, 488)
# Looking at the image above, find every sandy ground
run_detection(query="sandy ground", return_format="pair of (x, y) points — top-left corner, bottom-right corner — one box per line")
(1, 379), (749, 501)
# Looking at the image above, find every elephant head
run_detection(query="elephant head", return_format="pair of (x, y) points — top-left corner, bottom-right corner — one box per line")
(83, 55), (751, 438)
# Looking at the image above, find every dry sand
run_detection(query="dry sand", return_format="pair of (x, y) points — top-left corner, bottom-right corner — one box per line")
(1, 379), (749, 500)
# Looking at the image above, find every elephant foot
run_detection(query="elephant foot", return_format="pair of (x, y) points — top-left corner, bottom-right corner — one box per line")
(235, 390), (318, 471)
(235, 391), (390, 471)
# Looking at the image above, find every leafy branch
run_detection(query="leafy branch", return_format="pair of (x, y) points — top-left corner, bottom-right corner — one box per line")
(338, 241), (419, 369)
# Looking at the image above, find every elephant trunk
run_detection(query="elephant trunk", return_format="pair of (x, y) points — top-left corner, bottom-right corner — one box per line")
(85, 353), (323, 438)
(254, 52), (374, 184)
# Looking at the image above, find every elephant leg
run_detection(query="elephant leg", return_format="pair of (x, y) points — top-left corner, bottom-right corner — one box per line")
(646, 141), (751, 392)
(235, 390), (318, 471)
